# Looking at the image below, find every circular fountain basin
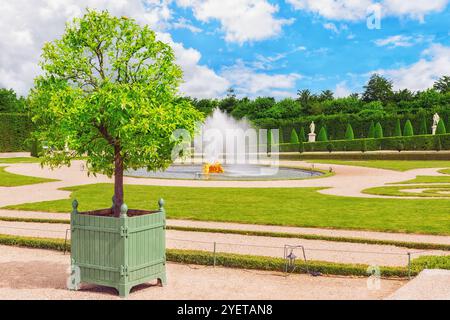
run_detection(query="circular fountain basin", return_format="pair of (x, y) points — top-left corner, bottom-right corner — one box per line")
(126, 164), (323, 181)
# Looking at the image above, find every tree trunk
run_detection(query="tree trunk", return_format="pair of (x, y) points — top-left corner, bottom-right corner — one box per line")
(113, 145), (124, 217)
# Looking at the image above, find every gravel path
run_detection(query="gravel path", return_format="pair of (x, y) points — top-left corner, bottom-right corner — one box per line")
(0, 220), (448, 267)
(1, 209), (450, 246)
(0, 245), (405, 300)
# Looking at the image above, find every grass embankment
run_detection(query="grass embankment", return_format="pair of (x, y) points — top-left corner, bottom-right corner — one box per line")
(307, 160), (450, 171)
(4, 183), (450, 235)
(3, 233), (448, 278)
(0, 166), (58, 187)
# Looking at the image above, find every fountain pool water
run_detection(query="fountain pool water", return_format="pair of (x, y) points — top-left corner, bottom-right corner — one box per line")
(125, 109), (322, 180)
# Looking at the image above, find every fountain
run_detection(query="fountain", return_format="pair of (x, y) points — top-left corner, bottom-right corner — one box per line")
(126, 109), (322, 180)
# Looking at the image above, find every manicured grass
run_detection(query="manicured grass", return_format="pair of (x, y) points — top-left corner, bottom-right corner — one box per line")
(391, 175), (450, 184)
(307, 160), (450, 171)
(363, 184), (450, 198)
(5, 183), (450, 235)
(0, 166), (58, 186)
(0, 157), (40, 164)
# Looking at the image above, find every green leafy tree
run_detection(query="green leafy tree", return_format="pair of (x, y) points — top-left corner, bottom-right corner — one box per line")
(403, 120), (414, 136)
(319, 90), (334, 101)
(433, 76), (450, 94)
(374, 122), (384, 138)
(0, 88), (25, 112)
(344, 123), (354, 140)
(318, 127), (328, 142)
(419, 117), (428, 135)
(437, 119), (447, 134)
(362, 74), (393, 103)
(368, 121), (375, 138)
(28, 10), (203, 216)
(290, 128), (299, 144)
(393, 119), (402, 137)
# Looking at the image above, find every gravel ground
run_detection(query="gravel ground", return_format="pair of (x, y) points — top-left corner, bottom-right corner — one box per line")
(1, 209), (450, 246)
(0, 221), (448, 267)
(0, 245), (405, 300)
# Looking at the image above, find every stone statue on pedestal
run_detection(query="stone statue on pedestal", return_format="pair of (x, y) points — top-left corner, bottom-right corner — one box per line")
(432, 113), (440, 135)
(308, 121), (316, 142)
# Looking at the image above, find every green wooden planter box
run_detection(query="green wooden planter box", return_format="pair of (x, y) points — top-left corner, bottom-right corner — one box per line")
(70, 199), (166, 297)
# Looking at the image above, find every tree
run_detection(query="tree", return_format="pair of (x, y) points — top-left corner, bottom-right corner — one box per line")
(437, 119), (447, 134)
(403, 120), (414, 136)
(374, 122), (383, 138)
(419, 117), (428, 135)
(0, 88), (25, 112)
(290, 128), (299, 144)
(368, 121), (375, 138)
(28, 10), (203, 217)
(393, 119), (402, 137)
(219, 88), (238, 114)
(345, 123), (354, 140)
(433, 76), (450, 94)
(319, 90), (334, 101)
(318, 127), (328, 142)
(362, 74), (393, 103)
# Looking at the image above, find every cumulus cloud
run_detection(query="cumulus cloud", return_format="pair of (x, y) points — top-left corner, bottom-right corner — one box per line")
(176, 0), (294, 44)
(375, 44), (450, 91)
(220, 61), (301, 98)
(334, 81), (352, 97)
(0, 0), (227, 98)
(287, 0), (449, 21)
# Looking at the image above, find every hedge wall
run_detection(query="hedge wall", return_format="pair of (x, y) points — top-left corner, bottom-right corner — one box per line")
(0, 113), (33, 152)
(257, 110), (450, 142)
(277, 133), (450, 153)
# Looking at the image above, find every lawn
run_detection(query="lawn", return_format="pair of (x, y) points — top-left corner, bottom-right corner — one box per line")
(364, 184), (450, 198)
(0, 166), (57, 186)
(307, 160), (450, 171)
(391, 175), (450, 184)
(5, 183), (450, 235)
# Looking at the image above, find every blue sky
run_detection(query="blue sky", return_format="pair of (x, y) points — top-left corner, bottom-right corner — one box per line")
(1, 0), (449, 99)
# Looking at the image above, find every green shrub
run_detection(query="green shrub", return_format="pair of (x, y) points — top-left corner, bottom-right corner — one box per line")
(397, 141), (404, 152)
(290, 129), (299, 144)
(436, 136), (442, 151)
(374, 122), (383, 138)
(326, 143), (334, 153)
(367, 121), (375, 138)
(299, 140), (304, 153)
(361, 139), (367, 153)
(419, 117), (428, 135)
(299, 127), (306, 142)
(344, 123), (354, 140)
(393, 119), (402, 137)
(403, 120), (414, 136)
(318, 127), (328, 142)
(437, 119), (447, 134)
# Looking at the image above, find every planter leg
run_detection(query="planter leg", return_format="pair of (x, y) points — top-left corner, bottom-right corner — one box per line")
(118, 285), (131, 298)
(157, 273), (167, 287)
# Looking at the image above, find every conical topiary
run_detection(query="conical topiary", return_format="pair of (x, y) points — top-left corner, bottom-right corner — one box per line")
(393, 119), (402, 137)
(436, 119), (447, 134)
(374, 122), (383, 139)
(299, 127), (306, 142)
(290, 128), (299, 144)
(368, 121), (375, 138)
(419, 117), (428, 135)
(403, 120), (414, 136)
(318, 127), (328, 142)
(345, 123), (354, 140)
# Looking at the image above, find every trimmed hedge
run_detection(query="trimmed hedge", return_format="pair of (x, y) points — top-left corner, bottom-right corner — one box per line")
(0, 113), (33, 152)
(278, 133), (450, 152)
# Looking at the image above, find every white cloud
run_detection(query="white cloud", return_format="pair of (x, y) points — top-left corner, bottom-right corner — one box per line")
(176, 0), (294, 44)
(172, 17), (202, 33)
(0, 0), (228, 98)
(287, 0), (449, 21)
(220, 60), (301, 98)
(374, 35), (414, 48)
(375, 44), (450, 91)
(323, 22), (340, 34)
(334, 81), (352, 97)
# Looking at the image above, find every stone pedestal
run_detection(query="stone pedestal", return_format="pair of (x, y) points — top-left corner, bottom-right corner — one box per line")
(432, 125), (437, 135)
(308, 133), (316, 142)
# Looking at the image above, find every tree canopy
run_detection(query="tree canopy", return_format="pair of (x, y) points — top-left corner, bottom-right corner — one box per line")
(28, 9), (203, 216)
